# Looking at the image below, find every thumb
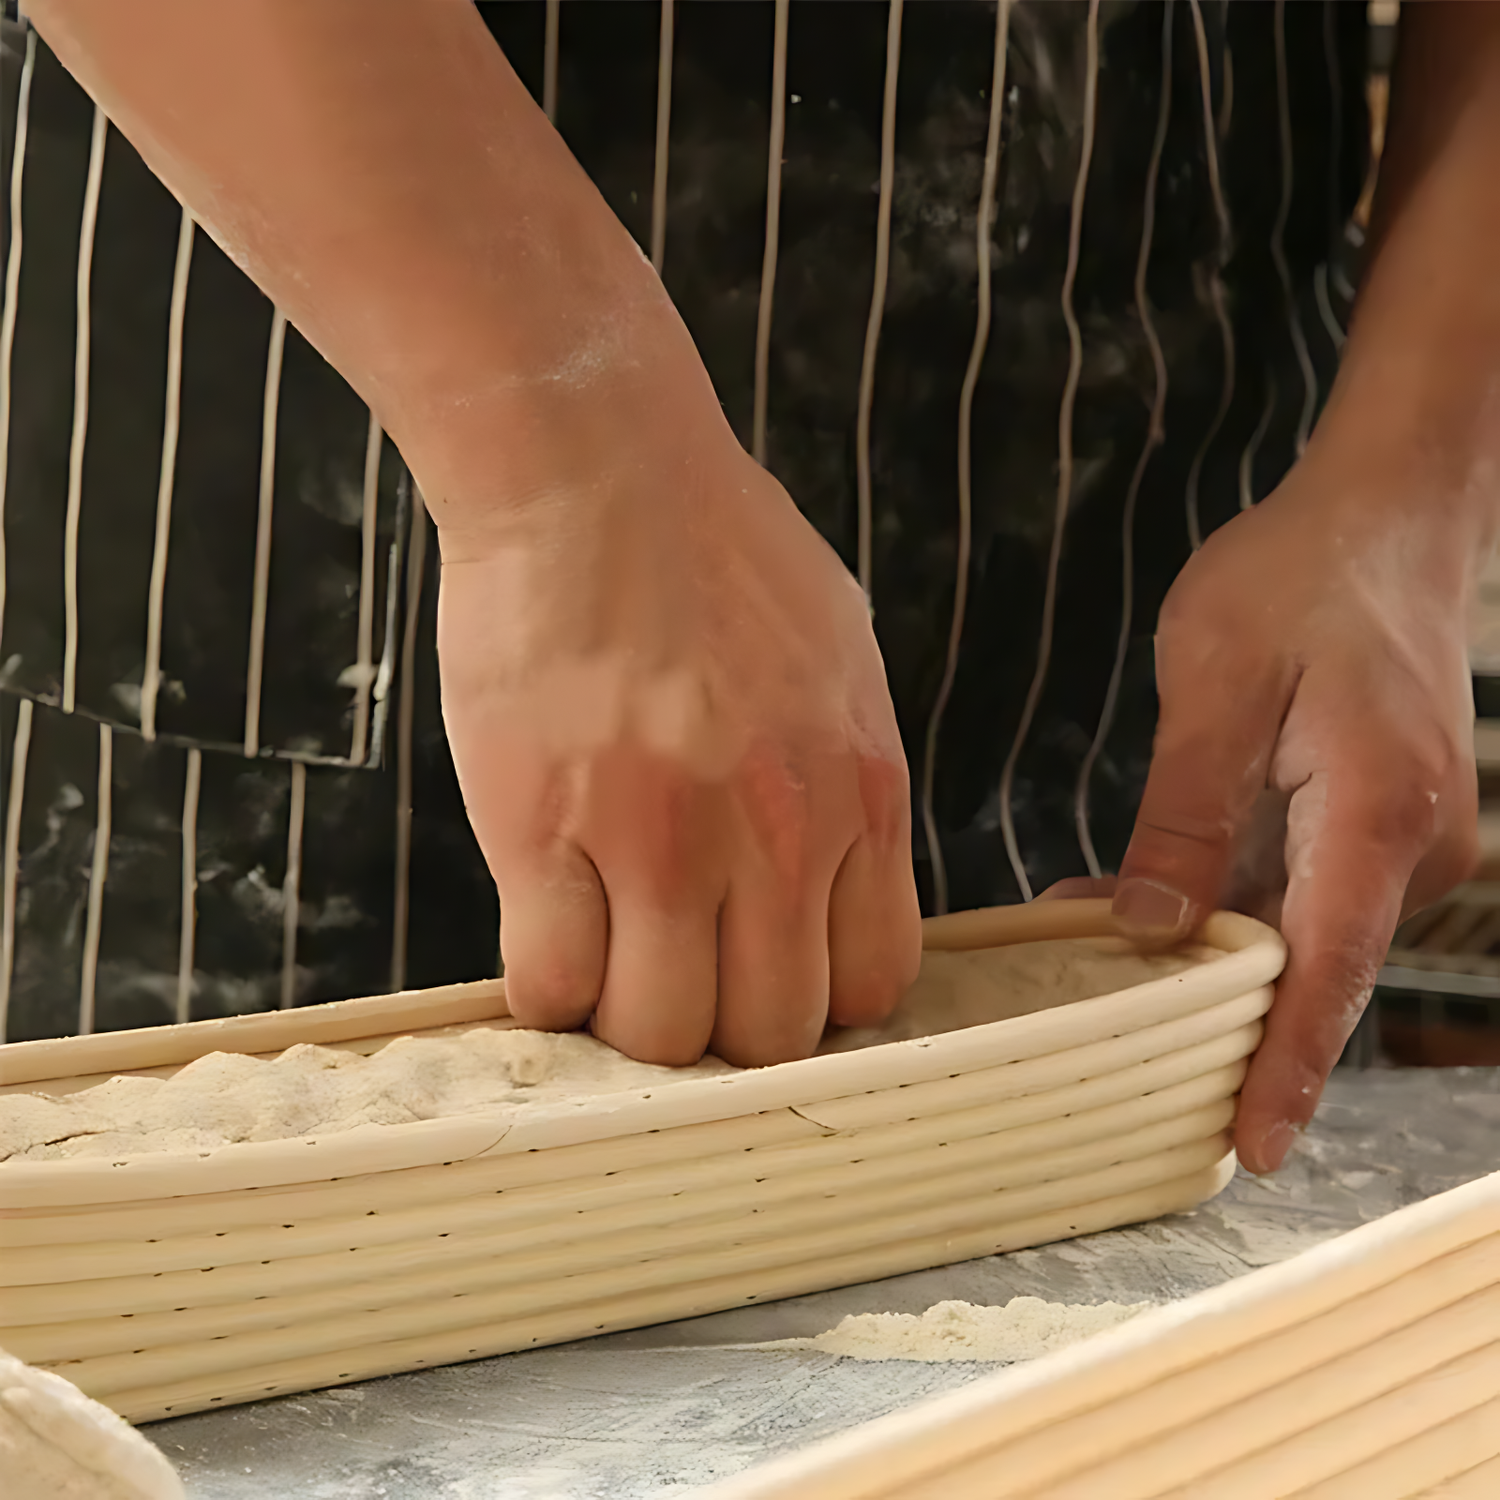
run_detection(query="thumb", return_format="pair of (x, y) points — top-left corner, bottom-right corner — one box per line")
(1114, 633), (1293, 944)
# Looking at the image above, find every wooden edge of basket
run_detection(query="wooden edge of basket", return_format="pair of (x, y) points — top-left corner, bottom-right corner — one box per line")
(0, 904), (1285, 1207)
(0, 977), (511, 1088)
(696, 1168), (1500, 1500)
(0, 901), (1277, 1092)
(0, 981), (1277, 1209)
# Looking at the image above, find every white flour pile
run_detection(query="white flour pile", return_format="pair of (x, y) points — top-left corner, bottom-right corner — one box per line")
(0, 936), (1202, 1162)
(761, 1297), (1152, 1362)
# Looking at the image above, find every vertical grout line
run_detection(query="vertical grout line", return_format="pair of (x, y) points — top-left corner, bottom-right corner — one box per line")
(1075, 0), (1175, 881)
(751, 0), (790, 469)
(142, 207), (195, 742)
(920, 0), (1010, 918)
(366, 464), (410, 771)
(347, 413), (383, 765)
(1322, 0), (1344, 252)
(998, 0), (1101, 905)
(78, 722), (112, 1035)
(1216, 4), (1234, 144)
(390, 487), (428, 994)
(0, 698), (33, 1042)
(280, 759), (306, 1010)
(244, 308), (287, 759)
(1313, 262), (1346, 352)
(177, 746), (200, 1025)
(1273, 0), (1317, 456)
(1184, 0), (1235, 554)
(0, 26), (38, 655)
(650, 0), (675, 275)
(854, 0), (904, 603)
(1239, 365), (1279, 510)
(62, 105), (108, 716)
(543, 0), (561, 124)
(1314, 3), (1348, 360)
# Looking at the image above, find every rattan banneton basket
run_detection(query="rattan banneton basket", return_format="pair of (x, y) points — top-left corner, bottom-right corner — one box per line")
(0, 900), (1283, 1423)
(704, 1168), (1500, 1500)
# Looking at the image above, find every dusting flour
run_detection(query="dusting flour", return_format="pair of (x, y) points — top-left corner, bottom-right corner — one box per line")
(0, 936), (1203, 1163)
(760, 1298), (1152, 1362)
(0, 1028), (734, 1162)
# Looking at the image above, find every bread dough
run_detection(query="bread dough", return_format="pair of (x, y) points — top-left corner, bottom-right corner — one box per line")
(754, 1298), (1152, 1363)
(0, 937), (1201, 1162)
(0, 1346), (184, 1499)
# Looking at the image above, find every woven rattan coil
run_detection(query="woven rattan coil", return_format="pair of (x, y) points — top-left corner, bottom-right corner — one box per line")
(0, 900), (1283, 1422)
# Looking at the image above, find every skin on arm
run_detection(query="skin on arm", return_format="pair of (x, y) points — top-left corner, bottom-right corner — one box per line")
(28, 0), (922, 1065)
(1113, 1), (1500, 1171)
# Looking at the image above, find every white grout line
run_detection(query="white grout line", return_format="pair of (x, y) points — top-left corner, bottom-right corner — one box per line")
(1184, 0), (1235, 553)
(141, 207), (195, 742)
(1239, 364), (1279, 510)
(751, 0), (790, 469)
(920, 0), (1010, 918)
(1273, 0), (1317, 456)
(1074, 0), (1175, 881)
(78, 722), (112, 1035)
(854, 0), (904, 603)
(280, 758), (306, 1010)
(390, 487), (428, 995)
(62, 105), (109, 716)
(543, 0), (560, 124)
(650, 0), (675, 275)
(0, 26), (38, 655)
(347, 412), (383, 765)
(1314, 262), (1347, 352)
(176, 745), (200, 1025)
(243, 308), (287, 759)
(1322, 0), (1345, 261)
(1216, 1), (1234, 144)
(998, 0), (1101, 905)
(0, 697), (33, 1042)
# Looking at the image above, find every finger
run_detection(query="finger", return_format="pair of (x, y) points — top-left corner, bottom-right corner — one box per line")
(826, 833), (922, 1030)
(825, 754), (920, 1029)
(714, 872), (831, 1067)
(1114, 626), (1295, 945)
(1036, 876), (1118, 902)
(1234, 767), (1432, 1174)
(578, 752), (728, 1066)
(590, 889), (721, 1066)
(497, 841), (609, 1032)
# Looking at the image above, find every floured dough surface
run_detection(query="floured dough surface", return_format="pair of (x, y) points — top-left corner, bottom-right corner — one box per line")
(758, 1297), (1152, 1362)
(0, 936), (1204, 1162)
(0, 1346), (184, 1499)
(0, 1028), (736, 1162)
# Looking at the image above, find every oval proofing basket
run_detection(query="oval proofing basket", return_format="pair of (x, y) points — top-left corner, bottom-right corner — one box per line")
(703, 1168), (1500, 1500)
(0, 900), (1283, 1423)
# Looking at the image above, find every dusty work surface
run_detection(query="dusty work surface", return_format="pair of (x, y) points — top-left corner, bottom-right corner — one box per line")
(146, 1069), (1498, 1500)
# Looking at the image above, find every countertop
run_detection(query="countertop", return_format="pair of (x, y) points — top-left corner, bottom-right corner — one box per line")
(146, 1068), (1499, 1500)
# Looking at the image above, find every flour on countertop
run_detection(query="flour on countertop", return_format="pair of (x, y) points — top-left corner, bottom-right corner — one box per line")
(0, 936), (1204, 1163)
(757, 1297), (1153, 1362)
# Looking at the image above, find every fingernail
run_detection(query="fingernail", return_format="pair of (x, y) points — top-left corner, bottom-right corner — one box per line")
(1113, 878), (1190, 939)
(1244, 1119), (1299, 1176)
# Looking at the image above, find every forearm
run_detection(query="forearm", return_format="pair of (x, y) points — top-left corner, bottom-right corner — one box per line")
(1311, 1), (1500, 555)
(28, 0), (721, 529)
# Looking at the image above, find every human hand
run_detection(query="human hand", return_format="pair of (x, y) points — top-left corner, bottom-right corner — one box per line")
(434, 430), (921, 1069)
(1112, 452), (1479, 1173)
